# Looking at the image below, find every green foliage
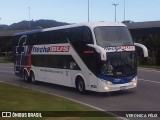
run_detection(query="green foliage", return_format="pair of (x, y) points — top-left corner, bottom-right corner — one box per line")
(135, 34), (160, 66)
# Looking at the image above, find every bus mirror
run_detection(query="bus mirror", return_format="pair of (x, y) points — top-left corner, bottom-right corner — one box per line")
(134, 43), (148, 57)
(87, 44), (107, 61)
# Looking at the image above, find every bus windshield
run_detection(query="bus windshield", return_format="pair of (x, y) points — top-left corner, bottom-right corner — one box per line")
(100, 52), (137, 78)
(94, 26), (133, 47)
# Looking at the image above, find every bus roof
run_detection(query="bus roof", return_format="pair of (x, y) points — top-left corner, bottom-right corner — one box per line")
(13, 22), (126, 36)
(43, 22), (126, 32)
(13, 29), (43, 36)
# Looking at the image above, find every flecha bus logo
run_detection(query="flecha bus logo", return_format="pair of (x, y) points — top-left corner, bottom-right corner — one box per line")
(50, 46), (70, 52)
(32, 45), (70, 53)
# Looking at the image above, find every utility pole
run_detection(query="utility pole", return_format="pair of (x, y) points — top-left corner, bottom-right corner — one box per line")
(112, 3), (119, 22)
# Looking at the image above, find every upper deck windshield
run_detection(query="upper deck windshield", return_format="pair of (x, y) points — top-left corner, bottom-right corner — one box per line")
(94, 26), (133, 47)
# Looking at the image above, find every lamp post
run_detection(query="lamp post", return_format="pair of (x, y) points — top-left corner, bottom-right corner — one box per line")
(112, 3), (119, 22)
(124, 0), (126, 21)
(88, 0), (90, 22)
(28, 6), (31, 29)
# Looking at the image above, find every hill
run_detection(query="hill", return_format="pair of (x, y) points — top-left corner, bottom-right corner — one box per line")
(0, 19), (69, 31)
(0, 19), (69, 36)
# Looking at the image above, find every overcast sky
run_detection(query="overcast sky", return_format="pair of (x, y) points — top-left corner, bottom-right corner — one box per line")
(0, 0), (160, 25)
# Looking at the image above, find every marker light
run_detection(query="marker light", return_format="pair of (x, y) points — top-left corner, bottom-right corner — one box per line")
(101, 79), (113, 85)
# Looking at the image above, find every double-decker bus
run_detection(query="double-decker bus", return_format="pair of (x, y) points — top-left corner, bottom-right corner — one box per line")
(12, 22), (148, 94)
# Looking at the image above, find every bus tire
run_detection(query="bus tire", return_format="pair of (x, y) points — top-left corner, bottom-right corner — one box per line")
(24, 70), (29, 82)
(76, 77), (86, 94)
(30, 71), (36, 84)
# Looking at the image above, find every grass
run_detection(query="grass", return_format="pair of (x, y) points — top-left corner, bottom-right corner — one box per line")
(138, 65), (160, 70)
(0, 82), (116, 120)
(0, 57), (12, 63)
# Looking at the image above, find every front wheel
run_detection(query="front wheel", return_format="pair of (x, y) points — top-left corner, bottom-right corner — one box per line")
(76, 78), (86, 94)
(30, 72), (36, 84)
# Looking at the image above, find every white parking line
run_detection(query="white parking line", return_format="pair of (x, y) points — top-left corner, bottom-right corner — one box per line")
(139, 78), (160, 84)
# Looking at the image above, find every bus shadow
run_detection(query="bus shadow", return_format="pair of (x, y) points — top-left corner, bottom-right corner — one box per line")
(28, 80), (78, 93)
(18, 79), (137, 97)
(88, 89), (137, 97)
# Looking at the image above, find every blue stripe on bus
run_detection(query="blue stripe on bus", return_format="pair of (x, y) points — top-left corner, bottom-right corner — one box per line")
(97, 73), (137, 84)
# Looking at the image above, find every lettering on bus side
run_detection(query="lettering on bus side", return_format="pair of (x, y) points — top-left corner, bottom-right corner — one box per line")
(50, 46), (70, 52)
(105, 46), (135, 52)
(32, 46), (50, 53)
(32, 46), (70, 53)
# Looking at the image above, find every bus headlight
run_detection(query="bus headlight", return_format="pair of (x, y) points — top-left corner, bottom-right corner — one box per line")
(105, 86), (110, 91)
(101, 79), (113, 85)
(131, 77), (137, 86)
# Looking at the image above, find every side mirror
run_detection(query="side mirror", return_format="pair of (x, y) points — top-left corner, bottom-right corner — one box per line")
(87, 44), (107, 61)
(134, 43), (148, 57)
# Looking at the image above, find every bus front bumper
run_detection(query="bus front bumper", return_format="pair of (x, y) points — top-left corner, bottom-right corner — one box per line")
(98, 77), (137, 92)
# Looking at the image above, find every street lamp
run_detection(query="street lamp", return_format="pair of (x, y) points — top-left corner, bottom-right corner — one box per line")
(28, 6), (31, 28)
(112, 3), (119, 22)
(124, 0), (126, 21)
(88, 0), (90, 22)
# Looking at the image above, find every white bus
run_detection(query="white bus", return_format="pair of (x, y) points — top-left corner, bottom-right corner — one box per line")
(13, 22), (148, 94)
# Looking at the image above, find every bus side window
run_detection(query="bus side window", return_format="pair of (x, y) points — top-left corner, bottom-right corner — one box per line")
(69, 57), (80, 70)
(62, 55), (80, 70)
(67, 27), (83, 44)
(70, 62), (77, 70)
(82, 27), (93, 44)
(62, 56), (70, 69)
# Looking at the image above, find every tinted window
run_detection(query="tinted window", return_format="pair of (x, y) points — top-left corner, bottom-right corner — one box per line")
(31, 55), (80, 70)
(99, 52), (137, 78)
(68, 26), (93, 44)
(94, 26), (133, 47)
(14, 27), (93, 46)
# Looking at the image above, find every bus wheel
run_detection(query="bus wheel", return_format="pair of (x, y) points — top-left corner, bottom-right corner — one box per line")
(76, 77), (86, 94)
(24, 71), (29, 82)
(30, 72), (36, 84)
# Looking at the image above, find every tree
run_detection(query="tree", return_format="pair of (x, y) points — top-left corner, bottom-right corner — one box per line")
(146, 34), (160, 65)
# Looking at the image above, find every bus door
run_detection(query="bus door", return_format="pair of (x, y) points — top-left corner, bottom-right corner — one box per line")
(63, 69), (71, 87)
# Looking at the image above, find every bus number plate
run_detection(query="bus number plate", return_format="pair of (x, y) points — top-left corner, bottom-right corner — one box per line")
(120, 86), (126, 90)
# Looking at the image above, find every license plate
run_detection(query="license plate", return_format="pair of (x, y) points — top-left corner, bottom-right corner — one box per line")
(120, 86), (126, 90)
